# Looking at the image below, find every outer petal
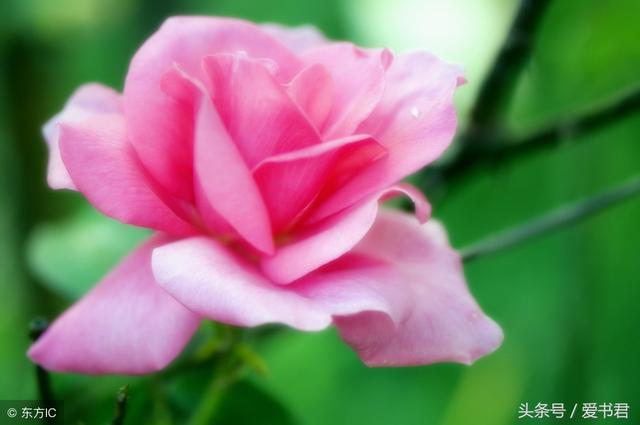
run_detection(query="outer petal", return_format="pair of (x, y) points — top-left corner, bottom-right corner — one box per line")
(28, 236), (201, 374)
(260, 23), (328, 54)
(298, 210), (502, 366)
(310, 51), (463, 222)
(358, 51), (463, 162)
(59, 113), (195, 236)
(302, 43), (392, 139)
(124, 17), (303, 201)
(202, 53), (321, 168)
(151, 237), (331, 331)
(252, 134), (386, 231)
(42, 83), (121, 190)
(261, 184), (430, 284)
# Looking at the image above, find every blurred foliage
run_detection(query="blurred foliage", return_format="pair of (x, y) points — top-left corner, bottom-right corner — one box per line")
(0, 0), (639, 424)
(27, 206), (148, 300)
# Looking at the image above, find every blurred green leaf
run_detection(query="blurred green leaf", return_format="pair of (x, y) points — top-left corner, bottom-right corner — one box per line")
(508, 0), (640, 132)
(27, 204), (149, 300)
(0, 60), (36, 400)
(213, 380), (296, 425)
(253, 328), (463, 425)
(166, 356), (291, 425)
(441, 349), (524, 425)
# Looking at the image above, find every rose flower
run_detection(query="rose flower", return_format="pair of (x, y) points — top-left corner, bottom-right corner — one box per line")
(29, 17), (502, 374)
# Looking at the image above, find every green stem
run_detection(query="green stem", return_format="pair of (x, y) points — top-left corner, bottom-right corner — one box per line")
(185, 325), (247, 425)
(422, 0), (553, 194)
(439, 87), (640, 183)
(29, 318), (54, 403)
(111, 385), (129, 425)
(466, 0), (552, 137)
(460, 176), (640, 263)
(188, 354), (244, 425)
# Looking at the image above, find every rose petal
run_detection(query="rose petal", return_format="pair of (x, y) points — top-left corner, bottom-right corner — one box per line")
(253, 134), (386, 231)
(124, 17), (303, 201)
(261, 23), (328, 54)
(310, 51), (463, 221)
(194, 78), (275, 253)
(302, 43), (392, 139)
(298, 210), (503, 366)
(202, 53), (321, 168)
(151, 237), (331, 331)
(285, 63), (333, 130)
(159, 64), (274, 252)
(43, 83), (121, 190)
(359, 51), (463, 164)
(59, 113), (195, 235)
(261, 184), (430, 284)
(28, 236), (201, 374)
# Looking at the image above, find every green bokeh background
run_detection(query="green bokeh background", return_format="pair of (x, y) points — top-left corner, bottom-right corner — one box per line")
(1, 0), (639, 423)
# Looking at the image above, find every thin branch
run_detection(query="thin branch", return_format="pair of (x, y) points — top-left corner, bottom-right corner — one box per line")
(161, 324), (240, 379)
(467, 0), (552, 136)
(111, 385), (129, 425)
(421, 0), (553, 194)
(29, 318), (54, 403)
(460, 176), (640, 263)
(440, 88), (640, 182)
(188, 355), (244, 425)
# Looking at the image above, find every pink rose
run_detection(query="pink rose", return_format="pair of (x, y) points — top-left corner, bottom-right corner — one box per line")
(29, 17), (502, 374)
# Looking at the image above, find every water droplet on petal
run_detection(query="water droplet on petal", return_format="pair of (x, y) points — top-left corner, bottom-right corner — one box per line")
(410, 106), (420, 118)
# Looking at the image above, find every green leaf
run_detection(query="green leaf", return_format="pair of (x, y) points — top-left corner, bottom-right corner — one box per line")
(212, 380), (296, 425)
(27, 205), (149, 300)
(252, 329), (464, 425)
